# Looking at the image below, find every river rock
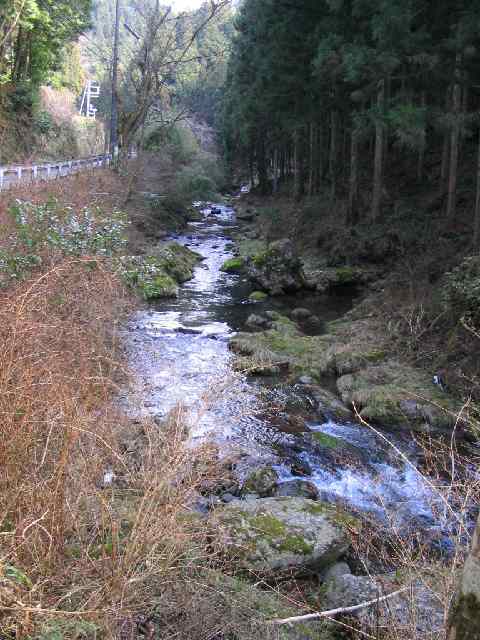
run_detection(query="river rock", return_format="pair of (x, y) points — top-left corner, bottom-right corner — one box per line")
(321, 561), (352, 582)
(249, 290), (269, 302)
(336, 360), (461, 432)
(247, 239), (307, 295)
(292, 308), (312, 321)
(307, 386), (353, 422)
(213, 497), (354, 575)
(273, 480), (319, 500)
(241, 466), (279, 497)
(199, 571), (337, 640)
(245, 314), (273, 332)
(323, 573), (444, 635)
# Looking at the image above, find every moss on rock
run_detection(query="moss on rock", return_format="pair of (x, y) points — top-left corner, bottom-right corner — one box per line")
(242, 466), (279, 497)
(311, 432), (342, 449)
(221, 256), (245, 273)
(249, 290), (269, 302)
(121, 241), (201, 300)
(213, 497), (353, 576)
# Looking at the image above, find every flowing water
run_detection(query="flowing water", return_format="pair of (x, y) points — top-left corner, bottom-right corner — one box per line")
(123, 204), (469, 552)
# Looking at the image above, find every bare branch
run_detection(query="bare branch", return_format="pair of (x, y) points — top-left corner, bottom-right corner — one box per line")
(270, 585), (410, 626)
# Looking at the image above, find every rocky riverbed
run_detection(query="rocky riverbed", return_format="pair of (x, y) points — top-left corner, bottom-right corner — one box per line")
(120, 201), (476, 636)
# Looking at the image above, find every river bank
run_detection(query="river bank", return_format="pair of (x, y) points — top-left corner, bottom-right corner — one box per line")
(120, 195), (478, 638)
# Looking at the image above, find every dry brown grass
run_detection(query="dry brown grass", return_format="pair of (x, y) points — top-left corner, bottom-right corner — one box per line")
(0, 171), (227, 639)
(0, 255), (230, 639)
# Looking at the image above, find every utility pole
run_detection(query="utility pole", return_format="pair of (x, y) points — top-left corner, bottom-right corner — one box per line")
(110, 0), (121, 162)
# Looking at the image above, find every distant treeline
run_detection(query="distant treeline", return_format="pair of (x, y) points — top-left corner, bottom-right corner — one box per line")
(223, 1), (480, 243)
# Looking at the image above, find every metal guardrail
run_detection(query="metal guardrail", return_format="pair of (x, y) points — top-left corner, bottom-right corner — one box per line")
(0, 151), (137, 192)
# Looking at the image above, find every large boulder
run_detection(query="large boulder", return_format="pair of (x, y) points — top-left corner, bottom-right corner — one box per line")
(336, 360), (461, 432)
(213, 497), (355, 575)
(247, 239), (306, 295)
(273, 480), (320, 500)
(121, 242), (201, 300)
(323, 572), (444, 636)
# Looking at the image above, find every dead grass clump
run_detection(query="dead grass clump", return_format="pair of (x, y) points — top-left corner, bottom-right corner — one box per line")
(0, 260), (225, 637)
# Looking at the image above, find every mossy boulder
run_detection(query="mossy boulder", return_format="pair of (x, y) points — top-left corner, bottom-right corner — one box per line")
(302, 260), (375, 293)
(221, 256), (245, 273)
(213, 497), (354, 576)
(158, 241), (202, 282)
(337, 360), (461, 432)
(249, 290), (269, 302)
(121, 241), (201, 300)
(141, 272), (178, 299)
(247, 239), (307, 295)
(241, 466), (280, 497)
(229, 315), (334, 380)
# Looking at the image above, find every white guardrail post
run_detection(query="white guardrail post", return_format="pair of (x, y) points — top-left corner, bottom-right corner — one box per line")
(0, 149), (137, 192)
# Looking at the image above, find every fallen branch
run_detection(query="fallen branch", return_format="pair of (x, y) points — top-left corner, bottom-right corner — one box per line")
(270, 585), (410, 626)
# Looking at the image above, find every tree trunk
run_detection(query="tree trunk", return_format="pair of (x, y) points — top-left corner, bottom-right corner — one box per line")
(294, 126), (307, 200)
(347, 127), (359, 225)
(257, 137), (269, 195)
(474, 129), (480, 250)
(371, 79), (385, 222)
(329, 109), (338, 201)
(249, 150), (255, 189)
(315, 125), (323, 193)
(417, 91), (427, 181)
(308, 123), (315, 196)
(448, 514), (480, 640)
(273, 148), (279, 194)
(446, 55), (462, 221)
(440, 86), (451, 194)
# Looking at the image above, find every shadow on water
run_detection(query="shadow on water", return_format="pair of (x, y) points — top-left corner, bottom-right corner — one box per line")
(123, 204), (470, 553)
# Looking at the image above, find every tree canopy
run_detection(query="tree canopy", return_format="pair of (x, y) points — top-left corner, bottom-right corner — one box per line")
(223, 0), (480, 240)
(0, 0), (92, 88)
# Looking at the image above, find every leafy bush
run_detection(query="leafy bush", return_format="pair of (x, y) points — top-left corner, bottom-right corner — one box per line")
(34, 110), (54, 134)
(10, 199), (129, 257)
(175, 166), (217, 201)
(0, 199), (129, 286)
(8, 82), (36, 113)
(442, 256), (480, 325)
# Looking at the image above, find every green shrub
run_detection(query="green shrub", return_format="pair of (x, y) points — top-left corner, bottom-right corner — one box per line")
(443, 256), (480, 325)
(34, 110), (54, 134)
(0, 199), (129, 286)
(175, 167), (217, 201)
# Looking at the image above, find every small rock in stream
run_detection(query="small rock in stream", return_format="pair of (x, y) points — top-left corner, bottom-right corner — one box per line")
(290, 456), (313, 476)
(245, 314), (272, 332)
(291, 308), (312, 321)
(273, 480), (319, 500)
(298, 375), (314, 385)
